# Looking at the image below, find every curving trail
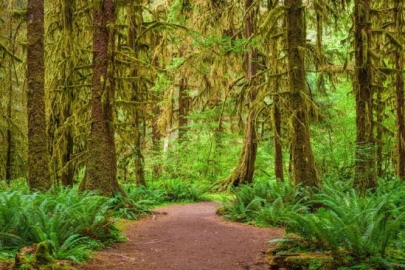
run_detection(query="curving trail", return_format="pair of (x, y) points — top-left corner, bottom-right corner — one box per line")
(81, 202), (284, 270)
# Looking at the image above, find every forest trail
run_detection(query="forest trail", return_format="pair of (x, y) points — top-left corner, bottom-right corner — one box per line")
(81, 202), (284, 270)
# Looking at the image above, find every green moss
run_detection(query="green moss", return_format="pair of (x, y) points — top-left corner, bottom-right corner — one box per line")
(12, 253), (34, 270)
(35, 242), (54, 265)
(284, 253), (334, 270)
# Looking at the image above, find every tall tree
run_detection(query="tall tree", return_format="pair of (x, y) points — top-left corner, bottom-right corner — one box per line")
(127, 2), (147, 186)
(27, 0), (51, 190)
(286, 0), (320, 187)
(220, 0), (258, 187)
(47, 0), (78, 187)
(353, 0), (376, 192)
(394, 0), (405, 180)
(79, 0), (124, 196)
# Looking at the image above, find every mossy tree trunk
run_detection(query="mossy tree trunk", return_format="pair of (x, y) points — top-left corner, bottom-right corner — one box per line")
(80, 0), (124, 196)
(394, 1), (405, 180)
(59, 0), (75, 187)
(220, 0), (258, 187)
(128, 2), (146, 186)
(286, 0), (320, 187)
(27, 0), (51, 191)
(49, 0), (76, 187)
(353, 0), (376, 193)
(6, 53), (14, 183)
(178, 77), (189, 142)
(269, 7), (284, 182)
(152, 97), (162, 180)
(274, 94), (284, 181)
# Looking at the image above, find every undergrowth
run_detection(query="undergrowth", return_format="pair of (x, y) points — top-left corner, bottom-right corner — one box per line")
(220, 180), (308, 226)
(0, 177), (211, 267)
(0, 188), (118, 263)
(110, 179), (210, 220)
(221, 178), (405, 269)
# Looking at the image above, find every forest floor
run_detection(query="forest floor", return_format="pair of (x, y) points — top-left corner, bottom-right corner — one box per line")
(81, 201), (284, 270)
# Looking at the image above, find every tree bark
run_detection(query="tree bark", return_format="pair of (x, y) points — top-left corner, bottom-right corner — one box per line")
(353, 0), (376, 193)
(6, 61), (13, 183)
(27, 0), (51, 191)
(128, 2), (146, 186)
(286, 0), (320, 187)
(219, 0), (258, 188)
(274, 94), (284, 181)
(80, 0), (124, 196)
(152, 97), (162, 180)
(60, 0), (75, 187)
(395, 1), (405, 180)
(178, 77), (189, 142)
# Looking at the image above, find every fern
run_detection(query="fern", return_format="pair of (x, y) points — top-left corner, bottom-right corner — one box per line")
(220, 180), (307, 226)
(285, 183), (405, 261)
(0, 188), (117, 259)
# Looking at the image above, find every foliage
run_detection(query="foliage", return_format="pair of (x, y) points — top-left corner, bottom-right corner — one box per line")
(279, 179), (405, 268)
(220, 180), (308, 226)
(109, 179), (209, 220)
(158, 179), (209, 202)
(109, 184), (166, 220)
(0, 188), (118, 263)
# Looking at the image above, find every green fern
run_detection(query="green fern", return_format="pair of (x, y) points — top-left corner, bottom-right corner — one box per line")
(286, 183), (405, 261)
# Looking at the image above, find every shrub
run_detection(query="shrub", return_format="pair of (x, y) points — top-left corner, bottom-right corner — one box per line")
(0, 188), (118, 262)
(220, 180), (307, 226)
(284, 180), (405, 267)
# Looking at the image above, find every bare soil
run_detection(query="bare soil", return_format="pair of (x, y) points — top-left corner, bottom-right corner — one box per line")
(81, 202), (284, 270)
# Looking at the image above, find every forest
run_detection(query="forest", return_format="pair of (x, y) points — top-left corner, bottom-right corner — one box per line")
(1, 0), (405, 269)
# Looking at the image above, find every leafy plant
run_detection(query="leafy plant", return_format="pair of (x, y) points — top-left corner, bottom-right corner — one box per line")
(284, 181), (405, 266)
(0, 188), (119, 261)
(220, 180), (307, 226)
(159, 179), (209, 202)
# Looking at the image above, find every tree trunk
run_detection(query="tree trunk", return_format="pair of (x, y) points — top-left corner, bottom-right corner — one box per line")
(353, 0), (376, 193)
(128, 2), (146, 186)
(6, 64), (13, 183)
(274, 94), (284, 181)
(134, 110), (146, 186)
(152, 90), (163, 180)
(27, 0), (51, 191)
(395, 1), (405, 180)
(218, 0), (258, 188)
(286, 0), (320, 187)
(60, 0), (75, 187)
(178, 77), (189, 142)
(61, 132), (74, 186)
(80, 0), (124, 196)
(376, 87), (383, 178)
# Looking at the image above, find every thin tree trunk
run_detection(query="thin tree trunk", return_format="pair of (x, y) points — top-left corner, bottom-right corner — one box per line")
(134, 110), (146, 185)
(80, 0), (124, 196)
(128, 2), (146, 186)
(6, 59), (13, 183)
(152, 98), (162, 180)
(27, 0), (51, 190)
(218, 0), (258, 188)
(178, 77), (189, 142)
(395, 1), (405, 180)
(353, 0), (376, 193)
(376, 89), (383, 178)
(274, 94), (284, 181)
(286, 0), (319, 187)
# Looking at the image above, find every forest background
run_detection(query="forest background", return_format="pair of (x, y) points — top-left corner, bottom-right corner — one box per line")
(1, 0), (405, 269)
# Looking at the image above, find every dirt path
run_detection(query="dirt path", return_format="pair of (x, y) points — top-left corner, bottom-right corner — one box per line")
(81, 202), (284, 270)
